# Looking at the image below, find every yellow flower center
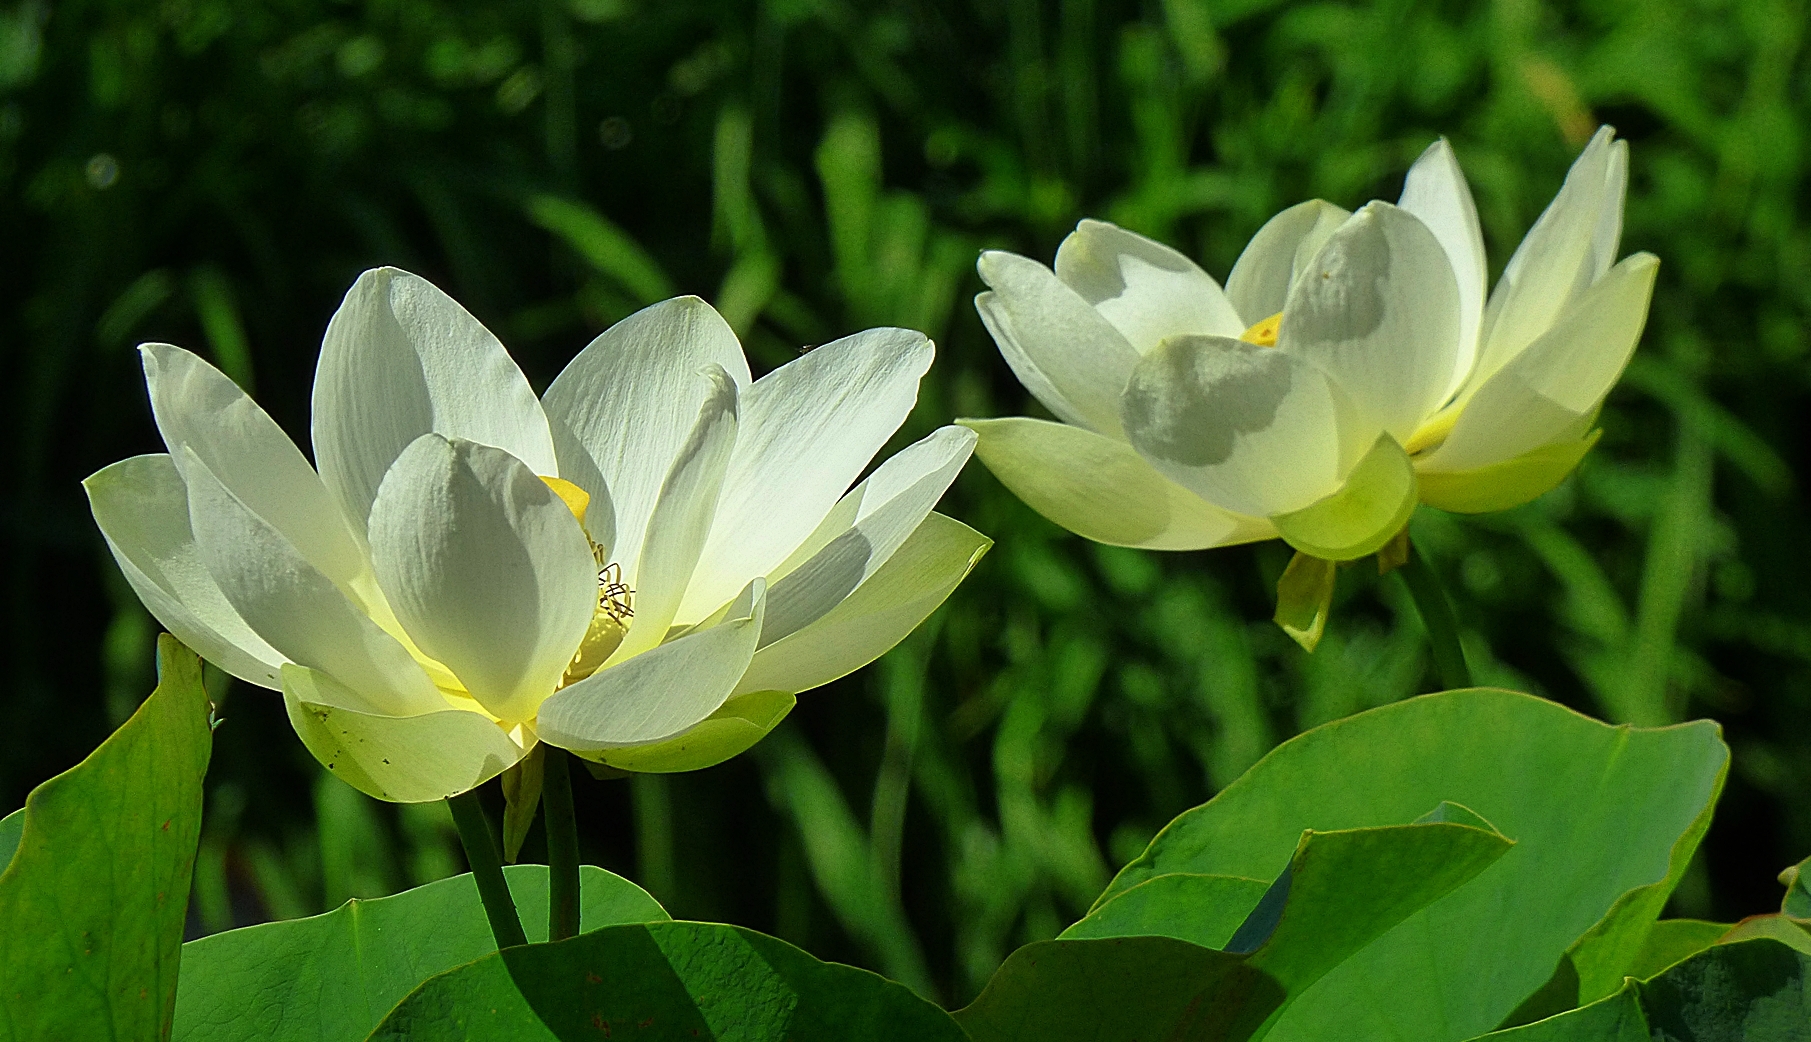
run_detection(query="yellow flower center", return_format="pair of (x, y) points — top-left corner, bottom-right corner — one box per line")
(1241, 312), (1283, 347)
(540, 475), (633, 685)
(539, 475), (592, 525)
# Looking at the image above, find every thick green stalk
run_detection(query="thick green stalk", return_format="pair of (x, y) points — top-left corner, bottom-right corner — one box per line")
(447, 789), (528, 950)
(1398, 541), (1473, 691)
(543, 747), (581, 942)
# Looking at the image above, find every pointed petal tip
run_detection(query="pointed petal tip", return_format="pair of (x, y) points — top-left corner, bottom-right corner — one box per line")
(977, 249), (1029, 283)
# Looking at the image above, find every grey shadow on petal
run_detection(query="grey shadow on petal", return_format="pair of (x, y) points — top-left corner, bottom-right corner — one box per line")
(1122, 337), (1295, 467)
(759, 527), (873, 647)
(1292, 209), (1394, 341)
(1059, 221), (1198, 307)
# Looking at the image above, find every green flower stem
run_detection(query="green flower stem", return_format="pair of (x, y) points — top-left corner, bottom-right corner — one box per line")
(447, 789), (529, 950)
(543, 747), (581, 942)
(1398, 540), (1473, 691)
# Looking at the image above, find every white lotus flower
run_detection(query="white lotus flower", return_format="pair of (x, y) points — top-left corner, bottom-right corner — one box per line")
(961, 126), (1656, 567)
(86, 269), (987, 802)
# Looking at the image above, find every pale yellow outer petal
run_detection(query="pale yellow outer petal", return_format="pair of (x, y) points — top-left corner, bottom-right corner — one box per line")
(85, 454), (288, 689)
(963, 417), (1273, 550)
(734, 512), (990, 697)
(1422, 253), (1657, 474)
(141, 343), (369, 584)
(182, 447), (444, 717)
(1418, 432), (1600, 514)
(1271, 433), (1419, 561)
(584, 690), (796, 773)
(1396, 139), (1489, 404)
(755, 426), (975, 645)
(282, 664), (527, 803)
(678, 326), (933, 623)
(1473, 127), (1622, 386)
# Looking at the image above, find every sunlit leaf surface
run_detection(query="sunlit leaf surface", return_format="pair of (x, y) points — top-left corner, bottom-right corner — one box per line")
(0, 635), (211, 1042)
(174, 864), (668, 1042)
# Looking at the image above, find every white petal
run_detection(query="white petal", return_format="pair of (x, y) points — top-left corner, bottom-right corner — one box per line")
(284, 666), (526, 803)
(1398, 139), (1488, 402)
(541, 297), (751, 582)
(963, 417), (1275, 550)
(1581, 138), (1629, 293)
(141, 344), (367, 585)
(1474, 127), (1620, 386)
(612, 366), (740, 662)
(546, 407), (617, 557)
(1421, 253), (1657, 474)
(757, 426), (974, 645)
(1279, 202), (1462, 441)
(676, 326), (933, 623)
(736, 513), (989, 696)
(181, 447), (444, 717)
(367, 435), (598, 725)
(312, 268), (557, 533)
(1053, 219), (1246, 350)
(975, 250), (1142, 436)
(1120, 335), (1350, 517)
(1225, 200), (1352, 325)
(537, 579), (764, 750)
(83, 454), (287, 689)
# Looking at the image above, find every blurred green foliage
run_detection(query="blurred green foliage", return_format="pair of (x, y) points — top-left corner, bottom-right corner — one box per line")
(3, 0), (1809, 1006)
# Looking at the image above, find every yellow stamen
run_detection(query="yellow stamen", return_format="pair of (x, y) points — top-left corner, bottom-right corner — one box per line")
(1241, 312), (1283, 347)
(1405, 408), (1459, 457)
(539, 476), (591, 525)
(539, 477), (636, 687)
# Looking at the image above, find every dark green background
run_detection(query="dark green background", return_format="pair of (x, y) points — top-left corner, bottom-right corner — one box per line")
(2, 0), (1807, 1005)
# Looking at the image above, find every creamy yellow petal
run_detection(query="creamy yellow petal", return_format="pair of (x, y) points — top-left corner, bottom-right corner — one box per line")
(282, 664), (526, 803)
(582, 690), (796, 773)
(538, 579), (764, 751)
(367, 435), (597, 724)
(1271, 433), (1419, 561)
(541, 296), (751, 587)
(1397, 139), (1488, 403)
(84, 454), (287, 689)
(1473, 127), (1622, 386)
(964, 417), (1273, 550)
(734, 513), (989, 697)
(1418, 432), (1600, 514)
(678, 326), (932, 623)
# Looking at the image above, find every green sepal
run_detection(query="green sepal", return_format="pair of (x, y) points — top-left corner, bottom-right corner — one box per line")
(1274, 551), (1337, 652)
